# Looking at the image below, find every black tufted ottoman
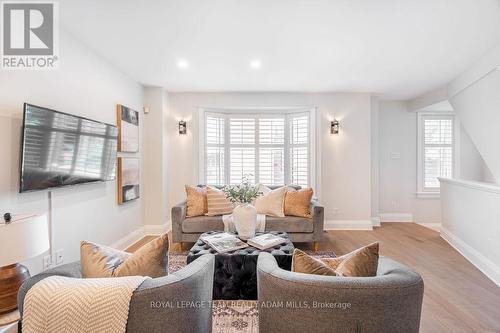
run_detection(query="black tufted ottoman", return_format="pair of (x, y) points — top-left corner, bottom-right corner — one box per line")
(187, 231), (294, 300)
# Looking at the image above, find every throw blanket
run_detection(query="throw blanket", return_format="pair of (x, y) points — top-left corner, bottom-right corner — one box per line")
(23, 275), (148, 333)
(222, 214), (266, 233)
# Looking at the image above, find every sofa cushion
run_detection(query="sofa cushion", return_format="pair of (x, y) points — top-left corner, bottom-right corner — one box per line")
(266, 216), (313, 233)
(182, 216), (225, 233)
(182, 215), (313, 233)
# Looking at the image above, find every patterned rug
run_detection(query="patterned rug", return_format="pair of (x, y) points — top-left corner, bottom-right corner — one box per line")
(168, 250), (336, 333)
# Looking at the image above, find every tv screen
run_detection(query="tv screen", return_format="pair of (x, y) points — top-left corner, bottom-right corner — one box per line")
(19, 103), (118, 192)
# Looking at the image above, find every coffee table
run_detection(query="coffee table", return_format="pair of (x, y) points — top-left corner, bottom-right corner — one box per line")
(187, 231), (294, 300)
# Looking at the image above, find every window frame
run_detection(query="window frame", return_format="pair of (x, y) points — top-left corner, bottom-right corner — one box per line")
(416, 111), (459, 199)
(198, 107), (316, 189)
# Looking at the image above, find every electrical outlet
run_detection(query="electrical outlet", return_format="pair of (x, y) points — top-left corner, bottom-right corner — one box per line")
(43, 255), (52, 270)
(332, 208), (339, 216)
(391, 200), (398, 208)
(55, 249), (64, 265)
(390, 152), (401, 159)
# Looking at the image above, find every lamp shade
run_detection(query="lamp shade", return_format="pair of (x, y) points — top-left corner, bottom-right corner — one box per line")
(0, 214), (49, 267)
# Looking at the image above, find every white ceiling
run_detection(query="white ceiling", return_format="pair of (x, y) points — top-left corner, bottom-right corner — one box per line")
(61, 0), (500, 99)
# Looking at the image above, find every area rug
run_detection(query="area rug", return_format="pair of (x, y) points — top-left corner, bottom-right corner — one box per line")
(168, 250), (336, 333)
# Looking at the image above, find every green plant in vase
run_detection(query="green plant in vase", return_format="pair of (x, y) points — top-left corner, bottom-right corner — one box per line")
(223, 175), (261, 240)
(223, 175), (261, 204)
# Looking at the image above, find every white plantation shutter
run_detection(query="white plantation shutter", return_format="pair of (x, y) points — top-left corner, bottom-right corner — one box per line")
(203, 110), (311, 187)
(259, 118), (285, 186)
(205, 115), (225, 186)
(229, 118), (256, 184)
(421, 115), (454, 190)
(289, 114), (309, 187)
(230, 147), (255, 184)
(259, 118), (284, 144)
(230, 118), (255, 145)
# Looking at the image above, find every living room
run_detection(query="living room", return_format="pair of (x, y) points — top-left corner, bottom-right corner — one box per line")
(1, 1), (500, 332)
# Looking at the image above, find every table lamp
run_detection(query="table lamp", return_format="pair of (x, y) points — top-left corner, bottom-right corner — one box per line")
(0, 214), (49, 314)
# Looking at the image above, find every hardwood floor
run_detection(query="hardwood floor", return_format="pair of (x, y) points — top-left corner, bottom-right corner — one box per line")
(129, 223), (500, 333)
(318, 223), (500, 333)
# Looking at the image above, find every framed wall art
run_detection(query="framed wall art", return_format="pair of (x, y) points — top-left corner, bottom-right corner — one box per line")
(117, 104), (139, 152)
(117, 157), (140, 204)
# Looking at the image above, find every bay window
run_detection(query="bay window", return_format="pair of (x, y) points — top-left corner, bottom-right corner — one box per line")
(201, 109), (313, 188)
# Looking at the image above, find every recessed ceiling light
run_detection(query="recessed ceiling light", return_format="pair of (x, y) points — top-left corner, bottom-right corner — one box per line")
(177, 59), (189, 69)
(249, 59), (261, 69)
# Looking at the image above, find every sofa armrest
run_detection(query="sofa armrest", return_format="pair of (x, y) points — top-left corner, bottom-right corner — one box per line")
(18, 262), (83, 317)
(171, 201), (187, 242)
(310, 200), (324, 241)
(127, 254), (215, 333)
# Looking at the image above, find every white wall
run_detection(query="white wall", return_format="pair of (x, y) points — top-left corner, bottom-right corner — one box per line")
(460, 125), (492, 182)
(370, 97), (380, 225)
(142, 87), (168, 228)
(166, 92), (373, 224)
(0, 31), (144, 274)
(378, 101), (441, 224)
(440, 178), (500, 286)
(449, 68), (500, 185)
(448, 43), (500, 184)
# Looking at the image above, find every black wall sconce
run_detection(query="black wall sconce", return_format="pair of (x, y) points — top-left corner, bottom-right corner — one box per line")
(178, 120), (187, 135)
(331, 119), (340, 134)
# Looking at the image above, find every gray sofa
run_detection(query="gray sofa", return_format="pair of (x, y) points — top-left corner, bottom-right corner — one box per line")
(18, 254), (215, 333)
(257, 252), (424, 333)
(172, 186), (324, 250)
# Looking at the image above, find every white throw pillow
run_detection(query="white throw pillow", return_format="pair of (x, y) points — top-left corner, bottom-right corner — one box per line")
(254, 184), (287, 217)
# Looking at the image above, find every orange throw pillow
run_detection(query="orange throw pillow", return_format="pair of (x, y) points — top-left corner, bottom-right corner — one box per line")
(284, 188), (313, 217)
(335, 242), (379, 277)
(81, 234), (169, 278)
(185, 185), (208, 217)
(292, 242), (379, 277)
(292, 249), (337, 276)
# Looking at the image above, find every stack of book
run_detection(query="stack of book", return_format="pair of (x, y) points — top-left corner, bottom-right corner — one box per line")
(247, 233), (287, 250)
(201, 232), (287, 253)
(200, 232), (249, 253)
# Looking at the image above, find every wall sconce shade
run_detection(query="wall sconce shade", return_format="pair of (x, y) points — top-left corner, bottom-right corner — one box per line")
(331, 119), (340, 134)
(178, 121), (187, 135)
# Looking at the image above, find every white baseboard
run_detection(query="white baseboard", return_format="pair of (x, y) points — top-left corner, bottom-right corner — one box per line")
(324, 220), (373, 230)
(379, 213), (413, 222)
(144, 222), (170, 235)
(417, 223), (441, 232)
(110, 227), (146, 250)
(371, 216), (381, 227)
(441, 226), (500, 287)
(110, 223), (171, 250)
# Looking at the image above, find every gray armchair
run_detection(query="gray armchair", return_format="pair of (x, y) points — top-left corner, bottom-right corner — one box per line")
(257, 252), (424, 333)
(18, 254), (215, 333)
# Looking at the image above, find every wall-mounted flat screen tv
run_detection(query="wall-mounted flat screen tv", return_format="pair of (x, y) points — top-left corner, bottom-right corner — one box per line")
(19, 103), (118, 192)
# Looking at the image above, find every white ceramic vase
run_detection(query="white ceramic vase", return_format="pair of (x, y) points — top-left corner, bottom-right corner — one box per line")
(233, 203), (257, 240)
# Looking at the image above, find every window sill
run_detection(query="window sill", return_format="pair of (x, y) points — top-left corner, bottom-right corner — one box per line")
(416, 192), (440, 199)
